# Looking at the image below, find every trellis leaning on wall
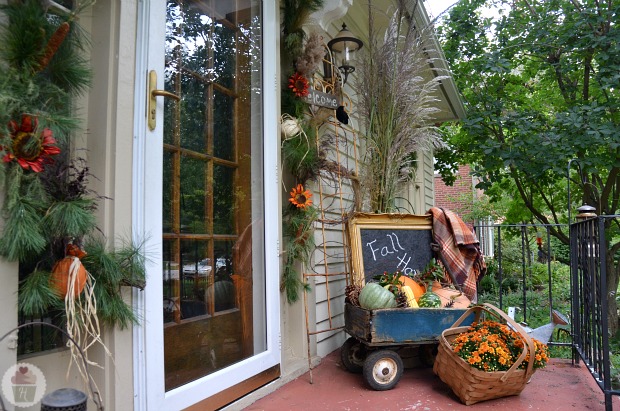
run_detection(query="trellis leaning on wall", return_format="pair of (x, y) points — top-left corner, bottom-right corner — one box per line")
(302, 50), (360, 382)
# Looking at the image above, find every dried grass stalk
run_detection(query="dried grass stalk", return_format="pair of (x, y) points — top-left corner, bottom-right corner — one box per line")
(64, 257), (111, 398)
(355, 0), (447, 213)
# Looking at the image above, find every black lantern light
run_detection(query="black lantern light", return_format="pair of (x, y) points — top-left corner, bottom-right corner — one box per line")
(327, 23), (363, 85)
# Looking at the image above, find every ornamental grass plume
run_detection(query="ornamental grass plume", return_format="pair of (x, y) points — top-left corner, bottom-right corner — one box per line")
(355, 0), (447, 213)
(296, 32), (325, 76)
(452, 320), (549, 372)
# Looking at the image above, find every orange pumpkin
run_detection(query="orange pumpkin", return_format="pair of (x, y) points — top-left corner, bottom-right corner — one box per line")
(50, 256), (87, 298)
(400, 276), (426, 301)
(431, 281), (470, 309)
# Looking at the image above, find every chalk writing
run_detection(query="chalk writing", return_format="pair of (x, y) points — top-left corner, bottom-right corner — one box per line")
(359, 228), (432, 282)
(305, 88), (338, 109)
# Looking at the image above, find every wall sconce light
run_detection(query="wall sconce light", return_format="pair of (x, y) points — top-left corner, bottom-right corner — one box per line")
(327, 23), (363, 85)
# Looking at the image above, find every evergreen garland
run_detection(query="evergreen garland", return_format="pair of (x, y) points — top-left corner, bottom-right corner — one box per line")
(279, 0), (328, 303)
(0, 0), (145, 329)
(281, 0), (325, 62)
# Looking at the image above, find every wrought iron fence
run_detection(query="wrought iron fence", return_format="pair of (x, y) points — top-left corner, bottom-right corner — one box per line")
(474, 223), (569, 322)
(475, 217), (619, 410)
(571, 215), (619, 411)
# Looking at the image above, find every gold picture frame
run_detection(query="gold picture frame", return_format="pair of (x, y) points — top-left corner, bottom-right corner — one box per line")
(347, 213), (433, 286)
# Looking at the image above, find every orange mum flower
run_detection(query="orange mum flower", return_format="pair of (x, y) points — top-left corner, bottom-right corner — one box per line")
(3, 115), (60, 172)
(289, 184), (313, 209)
(288, 72), (309, 97)
(451, 319), (549, 372)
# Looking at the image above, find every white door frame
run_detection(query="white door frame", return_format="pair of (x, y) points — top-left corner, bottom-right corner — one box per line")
(131, 1), (281, 409)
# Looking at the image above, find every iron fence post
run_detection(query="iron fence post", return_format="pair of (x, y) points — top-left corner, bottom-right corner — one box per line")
(598, 216), (612, 411)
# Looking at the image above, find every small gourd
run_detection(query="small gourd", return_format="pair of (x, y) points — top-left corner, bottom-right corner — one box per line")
(359, 282), (397, 310)
(418, 289), (442, 308)
(49, 245), (88, 298)
(401, 285), (419, 308)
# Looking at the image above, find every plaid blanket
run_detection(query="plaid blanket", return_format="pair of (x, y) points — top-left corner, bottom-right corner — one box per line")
(428, 207), (487, 301)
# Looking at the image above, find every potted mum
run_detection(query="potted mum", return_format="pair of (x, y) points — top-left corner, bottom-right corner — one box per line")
(434, 303), (549, 405)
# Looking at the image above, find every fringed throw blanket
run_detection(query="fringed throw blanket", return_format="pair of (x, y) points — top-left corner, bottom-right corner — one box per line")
(428, 207), (487, 301)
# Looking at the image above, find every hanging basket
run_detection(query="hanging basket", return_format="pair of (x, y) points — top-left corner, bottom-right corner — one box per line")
(433, 303), (537, 405)
(50, 256), (87, 298)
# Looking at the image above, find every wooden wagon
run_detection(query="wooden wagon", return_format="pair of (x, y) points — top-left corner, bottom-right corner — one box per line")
(342, 303), (474, 390)
(342, 212), (480, 390)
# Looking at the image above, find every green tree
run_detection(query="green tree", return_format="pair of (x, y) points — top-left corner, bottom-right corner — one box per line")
(435, 0), (620, 333)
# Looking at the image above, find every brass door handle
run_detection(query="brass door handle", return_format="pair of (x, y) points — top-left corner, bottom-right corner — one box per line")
(151, 89), (180, 101)
(148, 70), (179, 131)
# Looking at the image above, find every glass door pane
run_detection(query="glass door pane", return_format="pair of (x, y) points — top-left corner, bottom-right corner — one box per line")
(162, 0), (265, 391)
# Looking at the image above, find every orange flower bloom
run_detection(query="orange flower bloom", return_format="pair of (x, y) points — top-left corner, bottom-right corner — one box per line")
(289, 184), (313, 209)
(3, 115), (60, 172)
(451, 319), (549, 372)
(288, 72), (309, 97)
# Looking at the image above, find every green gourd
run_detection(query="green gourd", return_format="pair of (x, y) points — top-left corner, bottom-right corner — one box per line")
(418, 290), (442, 308)
(359, 282), (397, 310)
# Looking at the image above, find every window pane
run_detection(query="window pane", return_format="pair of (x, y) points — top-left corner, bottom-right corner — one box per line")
(180, 78), (207, 152)
(213, 164), (234, 234)
(180, 155), (207, 234)
(163, 238), (181, 324)
(180, 239), (210, 319)
(213, 90), (234, 160)
(213, 23), (236, 90)
(212, 240), (235, 312)
(163, 150), (174, 233)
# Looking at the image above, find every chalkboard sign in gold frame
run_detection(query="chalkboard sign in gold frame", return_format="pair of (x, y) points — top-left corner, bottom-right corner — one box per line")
(348, 213), (433, 286)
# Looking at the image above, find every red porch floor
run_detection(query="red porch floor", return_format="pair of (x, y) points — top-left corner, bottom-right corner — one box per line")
(244, 349), (619, 411)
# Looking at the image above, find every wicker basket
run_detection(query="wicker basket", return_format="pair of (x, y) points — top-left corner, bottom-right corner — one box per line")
(433, 303), (536, 405)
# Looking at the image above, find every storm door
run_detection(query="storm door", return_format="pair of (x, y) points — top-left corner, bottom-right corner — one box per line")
(135, 0), (280, 409)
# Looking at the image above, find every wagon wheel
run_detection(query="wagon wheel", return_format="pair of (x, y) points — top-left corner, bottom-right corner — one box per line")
(362, 350), (403, 391)
(420, 343), (438, 367)
(340, 337), (367, 373)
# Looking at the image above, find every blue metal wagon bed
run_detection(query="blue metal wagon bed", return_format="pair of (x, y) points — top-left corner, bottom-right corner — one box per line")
(342, 303), (474, 390)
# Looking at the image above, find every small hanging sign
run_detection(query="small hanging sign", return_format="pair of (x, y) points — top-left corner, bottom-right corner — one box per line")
(305, 88), (339, 109)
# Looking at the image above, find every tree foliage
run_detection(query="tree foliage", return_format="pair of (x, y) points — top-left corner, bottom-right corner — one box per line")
(435, 0), (620, 332)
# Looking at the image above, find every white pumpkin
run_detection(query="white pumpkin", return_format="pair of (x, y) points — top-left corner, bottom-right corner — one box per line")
(281, 118), (301, 138)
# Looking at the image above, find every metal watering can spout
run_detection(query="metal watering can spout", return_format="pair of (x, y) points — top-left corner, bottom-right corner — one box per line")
(528, 322), (556, 344)
(529, 310), (570, 344)
(508, 308), (570, 344)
